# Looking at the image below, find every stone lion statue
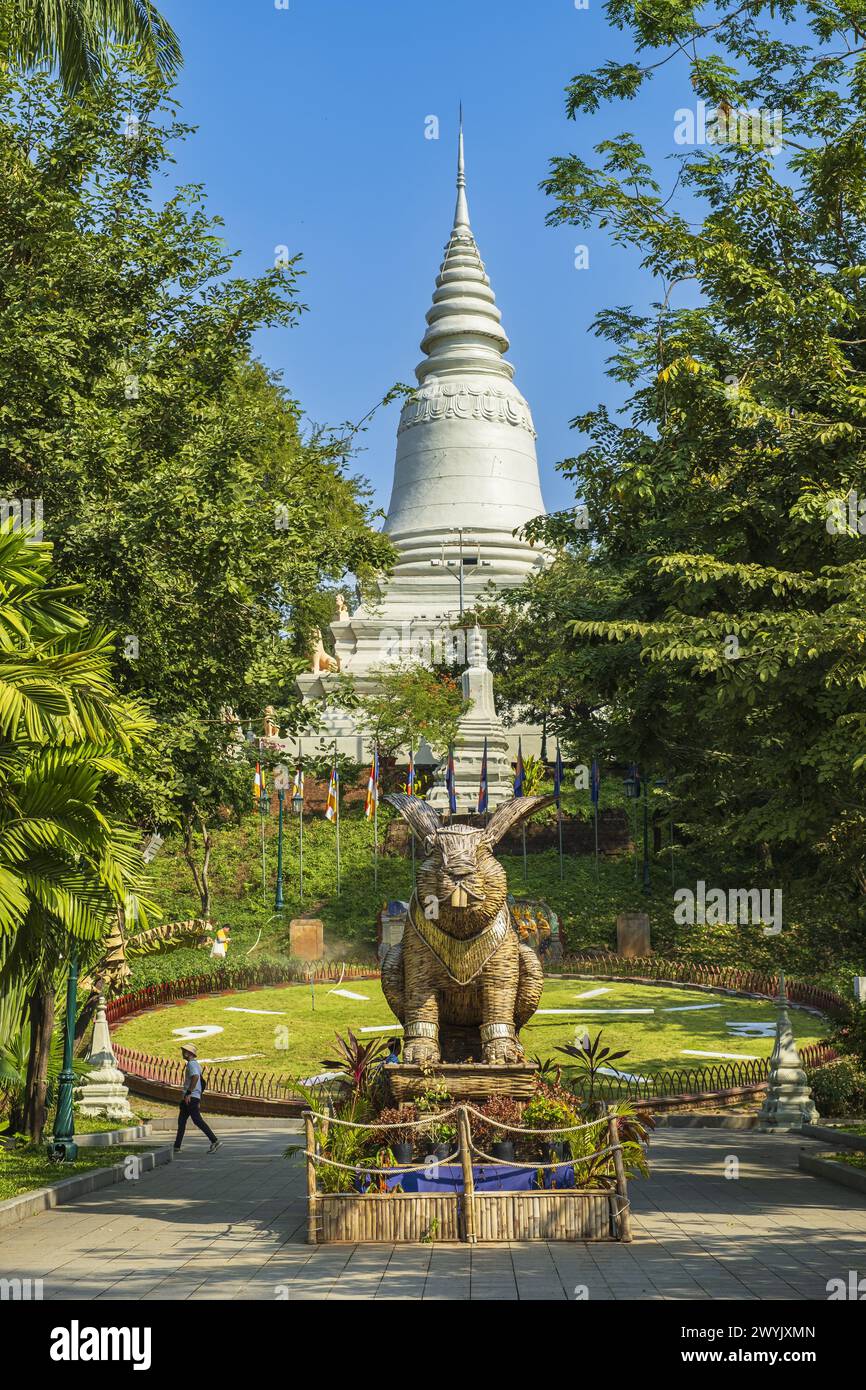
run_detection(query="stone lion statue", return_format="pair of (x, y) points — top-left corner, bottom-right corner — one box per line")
(381, 792), (553, 1064)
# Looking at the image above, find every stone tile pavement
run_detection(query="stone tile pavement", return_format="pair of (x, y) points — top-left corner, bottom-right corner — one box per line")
(1, 1123), (864, 1300)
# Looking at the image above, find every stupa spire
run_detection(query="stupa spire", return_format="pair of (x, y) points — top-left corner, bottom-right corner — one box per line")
(454, 104), (470, 230)
(416, 116), (512, 384)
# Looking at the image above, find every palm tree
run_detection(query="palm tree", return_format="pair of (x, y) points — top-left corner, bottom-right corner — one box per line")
(0, 520), (153, 1139)
(1, 0), (181, 93)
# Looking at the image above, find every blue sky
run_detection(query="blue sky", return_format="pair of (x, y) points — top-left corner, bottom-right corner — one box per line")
(157, 0), (699, 518)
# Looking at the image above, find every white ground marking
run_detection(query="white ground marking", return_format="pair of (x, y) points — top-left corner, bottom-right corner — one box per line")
(572, 988), (611, 1000)
(199, 1054), (267, 1063)
(328, 989), (369, 1001)
(359, 1024), (403, 1033)
(224, 1007), (286, 1016)
(681, 1049), (760, 1061)
(597, 1065), (652, 1082)
(726, 1021), (777, 1037)
(662, 1003), (723, 1012)
(171, 1024), (223, 1039)
(536, 1007), (654, 1015)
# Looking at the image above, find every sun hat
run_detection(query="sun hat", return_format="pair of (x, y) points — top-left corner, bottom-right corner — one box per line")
(180, 1043), (198, 1057)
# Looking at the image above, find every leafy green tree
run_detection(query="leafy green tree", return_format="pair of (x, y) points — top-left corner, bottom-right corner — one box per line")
(0, 63), (394, 889)
(492, 0), (866, 941)
(1, 0), (180, 92)
(0, 522), (151, 1139)
(332, 664), (468, 768)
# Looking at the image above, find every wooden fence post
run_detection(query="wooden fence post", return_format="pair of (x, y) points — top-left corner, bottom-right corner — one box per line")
(458, 1106), (477, 1244)
(607, 1111), (632, 1243)
(304, 1111), (318, 1245)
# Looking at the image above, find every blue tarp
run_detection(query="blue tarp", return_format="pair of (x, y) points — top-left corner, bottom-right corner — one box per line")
(356, 1162), (579, 1193)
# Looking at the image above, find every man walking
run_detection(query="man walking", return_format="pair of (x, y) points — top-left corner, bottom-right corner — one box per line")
(174, 1044), (221, 1153)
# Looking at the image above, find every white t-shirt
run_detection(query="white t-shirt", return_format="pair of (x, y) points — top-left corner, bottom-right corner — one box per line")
(184, 1059), (203, 1100)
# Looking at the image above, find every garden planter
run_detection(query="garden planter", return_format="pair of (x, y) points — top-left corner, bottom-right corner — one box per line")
(392, 1142), (414, 1164)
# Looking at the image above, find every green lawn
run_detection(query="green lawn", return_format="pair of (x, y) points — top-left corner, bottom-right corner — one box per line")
(112, 978), (827, 1080)
(0, 1145), (157, 1201)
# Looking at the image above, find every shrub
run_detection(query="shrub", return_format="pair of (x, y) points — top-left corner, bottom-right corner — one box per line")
(808, 1060), (866, 1117)
(372, 1104), (418, 1149)
(469, 1095), (526, 1152)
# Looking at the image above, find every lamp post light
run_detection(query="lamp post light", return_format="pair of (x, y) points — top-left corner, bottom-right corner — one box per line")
(623, 767), (651, 893)
(48, 947), (79, 1162)
(292, 781), (305, 902)
(430, 529), (492, 622)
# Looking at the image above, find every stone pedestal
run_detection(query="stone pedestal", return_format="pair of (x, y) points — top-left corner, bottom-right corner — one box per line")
(756, 976), (819, 1132)
(290, 918), (324, 961)
(616, 912), (651, 958)
(75, 994), (134, 1123)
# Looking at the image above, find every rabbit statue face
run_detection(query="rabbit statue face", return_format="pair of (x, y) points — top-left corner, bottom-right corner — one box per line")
(387, 793), (553, 939)
(416, 826), (505, 938)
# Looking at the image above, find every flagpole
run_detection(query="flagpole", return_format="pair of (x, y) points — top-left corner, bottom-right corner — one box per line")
(335, 741), (342, 898)
(259, 742), (267, 907)
(373, 743), (379, 893)
(298, 744), (304, 903)
(522, 824), (528, 885)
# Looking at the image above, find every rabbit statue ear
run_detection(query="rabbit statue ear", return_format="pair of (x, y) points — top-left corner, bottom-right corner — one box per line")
(385, 793), (441, 841)
(481, 795), (555, 848)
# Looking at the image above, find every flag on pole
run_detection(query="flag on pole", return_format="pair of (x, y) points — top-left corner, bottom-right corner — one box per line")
(477, 737), (489, 814)
(513, 737), (525, 797)
(253, 762), (263, 805)
(325, 760), (339, 822)
(292, 763), (304, 806)
(406, 746), (415, 796)
(445, 747), (457, 815)
(364, 748), (379, 820)
(590, 757), (601, 807)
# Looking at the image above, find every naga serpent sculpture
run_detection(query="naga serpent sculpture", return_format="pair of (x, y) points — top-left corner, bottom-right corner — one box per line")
(381, 792), (553, 1065)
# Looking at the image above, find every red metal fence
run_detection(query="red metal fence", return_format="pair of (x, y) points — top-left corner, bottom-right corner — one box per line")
(109, 954), (845, 1110)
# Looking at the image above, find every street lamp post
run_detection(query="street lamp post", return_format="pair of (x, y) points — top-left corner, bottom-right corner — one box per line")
(48, 948), (79, 1162)
(623, 766), (651, 893)
(274, 787), (285, 911)
(293, 783), (304, 901)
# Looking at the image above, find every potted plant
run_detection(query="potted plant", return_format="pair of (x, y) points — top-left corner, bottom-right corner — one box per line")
(473, 1095), (525, 1162)
(373, 1104), (418, 1164)
(421, 1120), (456, 1161)
(522, 1094), (578, 1164)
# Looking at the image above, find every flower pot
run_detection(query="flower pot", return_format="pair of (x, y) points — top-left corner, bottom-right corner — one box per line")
(491, 1140), (515, 1162)
(433, 1142), (450, 1161)
(392, 1142), (414, 1164)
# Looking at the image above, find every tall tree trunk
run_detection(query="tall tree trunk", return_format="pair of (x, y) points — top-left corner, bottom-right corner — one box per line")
(182, 808), (212, 918)
(22, 982), (54, 1142)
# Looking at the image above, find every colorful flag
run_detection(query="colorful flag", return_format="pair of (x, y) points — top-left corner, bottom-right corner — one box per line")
(590, 757), (601, 807)
(406, 747), (415, 796)
(364, 747), (379, 820)
(292, 763), (304, 806)
(477, 737), (489, 815)
(445, 747), (457, 815)
(325, 760), (339, 822)
(554, 741), (564, 810)
(513, 737), (525, 797)
(253, 762), (263, 805)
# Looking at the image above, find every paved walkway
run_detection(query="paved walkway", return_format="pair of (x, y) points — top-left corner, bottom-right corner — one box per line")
(1, 1125), (864, 1300)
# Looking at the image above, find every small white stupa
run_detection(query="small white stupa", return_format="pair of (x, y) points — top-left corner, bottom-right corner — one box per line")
(75, 994), (134, 1124)
(428, 625), (513, 811)
(297, 117), (547, 762)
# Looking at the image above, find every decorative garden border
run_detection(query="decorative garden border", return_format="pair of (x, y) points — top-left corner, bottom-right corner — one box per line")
(108, 955), (844, 1115)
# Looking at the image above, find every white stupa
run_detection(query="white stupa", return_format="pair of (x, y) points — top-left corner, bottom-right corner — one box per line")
(298, 120), (547, 765)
